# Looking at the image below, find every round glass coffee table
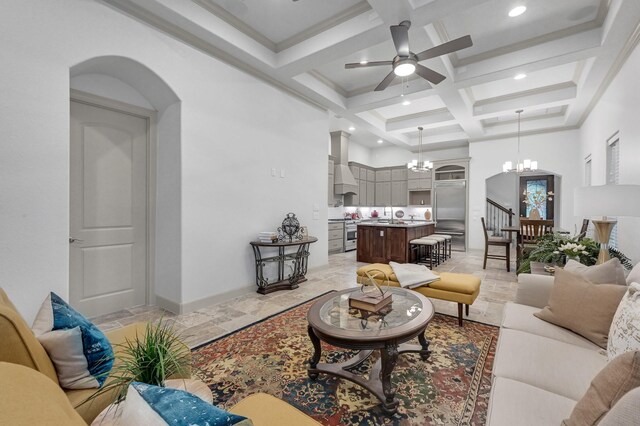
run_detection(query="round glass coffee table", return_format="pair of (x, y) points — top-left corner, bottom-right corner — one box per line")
(307, 287), (434, 415)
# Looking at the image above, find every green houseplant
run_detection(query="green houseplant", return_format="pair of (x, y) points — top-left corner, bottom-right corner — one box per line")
(517, 233), (633, 274)
(84, 318), (192, 405)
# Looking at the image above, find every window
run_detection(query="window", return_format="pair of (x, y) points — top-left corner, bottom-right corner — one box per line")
(606, 135), (620, 248)
(584, 155), (592, 186)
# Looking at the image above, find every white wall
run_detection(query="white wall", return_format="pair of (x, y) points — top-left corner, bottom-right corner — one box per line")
(347, 140), (371, 164)
(579, 42), (640, 262)
(468, 130), (581, 250)
(0, 0), (328, 321)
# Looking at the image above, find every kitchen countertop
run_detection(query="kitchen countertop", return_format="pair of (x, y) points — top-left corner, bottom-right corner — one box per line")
(357, 221), (435, 228)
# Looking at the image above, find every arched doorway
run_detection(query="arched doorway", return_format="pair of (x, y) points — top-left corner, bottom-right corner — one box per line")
(69, 56), (181, 317)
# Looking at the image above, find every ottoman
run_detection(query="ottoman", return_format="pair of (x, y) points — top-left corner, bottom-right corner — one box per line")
(356, 263), (481, 326)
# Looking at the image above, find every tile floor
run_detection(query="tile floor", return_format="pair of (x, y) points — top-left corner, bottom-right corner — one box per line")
(92, 248), (518, 348)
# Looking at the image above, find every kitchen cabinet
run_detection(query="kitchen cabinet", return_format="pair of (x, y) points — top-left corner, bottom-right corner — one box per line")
(391, 168), (407, 181)
(375, 181), (391, 206)
(391, 181), (408, 206)
(367, 169), (375, 182)
(408, 177), (432, 190)
(359, 168), (367, 180)
(408, 190), (431, 206)
(328, 222), (344, 254)
(349, 164), (360, 179)
(408, 169), (432, 180)
(359, 180), (367, 206)
(375, 169), (391, 182)
(357, 226), (387, 264)
(367, 182), (375, 207)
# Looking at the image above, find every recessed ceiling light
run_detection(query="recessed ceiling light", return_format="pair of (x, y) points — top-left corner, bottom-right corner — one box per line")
(360, 60), (368, 65)
(508, 6), (526, 17)
(377, 139), (383, 144)
(348, 126), (355, 131)
(514, 73), (527, 80)
(402, 99), (411, 106)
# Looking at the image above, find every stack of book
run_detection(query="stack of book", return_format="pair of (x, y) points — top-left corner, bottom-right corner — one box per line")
(258, 232), (278, 243)
(348, 291), (393, 313)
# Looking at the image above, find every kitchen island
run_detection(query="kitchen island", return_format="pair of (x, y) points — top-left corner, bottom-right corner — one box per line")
(357, 222), (435, 264)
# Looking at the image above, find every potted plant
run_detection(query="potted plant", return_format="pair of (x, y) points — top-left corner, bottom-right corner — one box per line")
(83, 318), (192, 405)
(517, 233), (633, 274)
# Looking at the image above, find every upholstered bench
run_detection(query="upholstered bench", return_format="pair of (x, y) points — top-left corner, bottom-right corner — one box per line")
(356, 263), (481, 326)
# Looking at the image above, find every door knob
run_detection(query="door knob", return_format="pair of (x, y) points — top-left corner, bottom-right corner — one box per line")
(69, 238), (84, 243)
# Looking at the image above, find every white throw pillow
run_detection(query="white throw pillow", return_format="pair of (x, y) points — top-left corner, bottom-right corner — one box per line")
(564, 258), (627, 286)
(626, 262), (640, 286)
(608, 282), (640, 361)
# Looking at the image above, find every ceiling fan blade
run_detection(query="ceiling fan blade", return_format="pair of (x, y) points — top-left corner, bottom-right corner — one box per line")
(415, 64), (446, 85)
(374, 71), (396, 91)
(390, 23), (410, 57)
(416, 35), (473, 62)
(345, 61), (393, 69)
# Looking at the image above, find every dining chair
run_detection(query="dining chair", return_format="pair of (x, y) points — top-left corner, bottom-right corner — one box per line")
(481, 217), (511, 272)
(519, 219), (554, 255)
(577, 219), (589, 241)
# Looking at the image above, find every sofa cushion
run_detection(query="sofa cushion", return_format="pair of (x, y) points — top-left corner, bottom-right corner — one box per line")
(626, 262), (640, 286)
(121, 382), (253, 426)
(501, 303), (601, 351)
(32, 292), (114, 389)
(230, 393), (322, 426)
(599, 386), (640, 426)
(562, 351), (640, 426)
(608, 282), (640, 361)
(0, 288), (59, 384)
(564, 258), (626, 285)
(534, 269), (626, 348)
(487, 377), (575, 426)
(493, 329), (607, 401)
(0, 362), (86, 425)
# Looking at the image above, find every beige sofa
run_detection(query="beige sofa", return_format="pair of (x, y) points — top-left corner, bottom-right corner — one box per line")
(487, 274), (610, 425)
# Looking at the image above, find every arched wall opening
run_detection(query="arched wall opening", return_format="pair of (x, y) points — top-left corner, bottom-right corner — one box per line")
(485, 169), (563, 232)
(70, 56), (182, 311)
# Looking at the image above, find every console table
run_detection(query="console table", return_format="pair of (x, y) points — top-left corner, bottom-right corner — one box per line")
(249, 237), (317, 294)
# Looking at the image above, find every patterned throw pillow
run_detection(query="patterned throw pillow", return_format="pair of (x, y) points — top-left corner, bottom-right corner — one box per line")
(121, 382), (253, 426)
(608, 282), (640, 361)
(32, 292), (113, 389)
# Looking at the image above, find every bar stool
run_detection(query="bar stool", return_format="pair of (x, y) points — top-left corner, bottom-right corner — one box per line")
(435, 234), (452, 259)
(409, 238), (438, 269)
(425, 235), (446, 263)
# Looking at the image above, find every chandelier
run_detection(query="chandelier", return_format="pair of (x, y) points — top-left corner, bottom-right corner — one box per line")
(407, 127), (432, 172)
(502, 109), (538, 173)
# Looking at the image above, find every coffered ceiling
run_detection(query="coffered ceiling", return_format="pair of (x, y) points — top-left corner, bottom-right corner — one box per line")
(102, 0), (640, 151)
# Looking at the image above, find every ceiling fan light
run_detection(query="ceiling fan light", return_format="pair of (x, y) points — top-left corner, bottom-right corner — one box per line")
(508, 6), (526, 17)
(394, 62), (415, 77)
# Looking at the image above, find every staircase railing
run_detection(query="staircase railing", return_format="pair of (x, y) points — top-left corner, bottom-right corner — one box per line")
(486, 198), (514, 238)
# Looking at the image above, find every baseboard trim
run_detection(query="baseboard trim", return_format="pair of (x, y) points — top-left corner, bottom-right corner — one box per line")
(155, 295), (181, 314)
(156, 285), (257, 315)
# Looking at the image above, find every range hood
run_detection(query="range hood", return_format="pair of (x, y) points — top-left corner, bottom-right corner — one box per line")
(330, 131), (358, 195)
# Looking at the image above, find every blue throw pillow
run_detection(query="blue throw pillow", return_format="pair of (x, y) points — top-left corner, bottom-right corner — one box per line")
(32, 292), (114, 389)
(121, 382), (253, 426)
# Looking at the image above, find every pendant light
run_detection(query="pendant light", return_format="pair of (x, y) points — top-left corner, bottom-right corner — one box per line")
(502, 109), (538, 173)
(407, 127), (432, 172)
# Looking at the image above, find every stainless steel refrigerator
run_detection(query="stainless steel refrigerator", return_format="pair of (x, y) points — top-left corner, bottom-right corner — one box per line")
(434, 180), (466, 251)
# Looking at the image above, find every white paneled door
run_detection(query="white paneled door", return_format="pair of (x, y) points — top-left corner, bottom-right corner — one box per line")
(70, 101), (148, 317)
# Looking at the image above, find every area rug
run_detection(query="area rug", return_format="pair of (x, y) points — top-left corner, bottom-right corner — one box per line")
(192, 295), (499, 425)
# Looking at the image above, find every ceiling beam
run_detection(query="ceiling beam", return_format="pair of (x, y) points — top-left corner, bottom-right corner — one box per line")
(385, 109), (457, 132)
(473, 83), (577, 119)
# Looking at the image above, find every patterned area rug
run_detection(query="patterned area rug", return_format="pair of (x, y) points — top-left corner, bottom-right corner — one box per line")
(192, 294), (499, 425)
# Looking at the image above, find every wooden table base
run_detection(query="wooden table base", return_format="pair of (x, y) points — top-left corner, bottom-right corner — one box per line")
(307, 325), (431, 415)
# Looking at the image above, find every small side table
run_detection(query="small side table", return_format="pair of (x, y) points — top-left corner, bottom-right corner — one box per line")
(91, 379), (213, 425)
(249, 237), (318, 294)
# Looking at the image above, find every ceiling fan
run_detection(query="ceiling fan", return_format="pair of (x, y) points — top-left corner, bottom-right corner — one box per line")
(344, 21), (473, 91)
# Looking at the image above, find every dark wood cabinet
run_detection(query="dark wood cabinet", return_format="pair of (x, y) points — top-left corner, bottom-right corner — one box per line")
(357, 224), (434, 264)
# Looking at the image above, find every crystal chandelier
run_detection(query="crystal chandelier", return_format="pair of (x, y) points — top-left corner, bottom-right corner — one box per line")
(502, 109), (538, 173)
(407, 127), (432, 172)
